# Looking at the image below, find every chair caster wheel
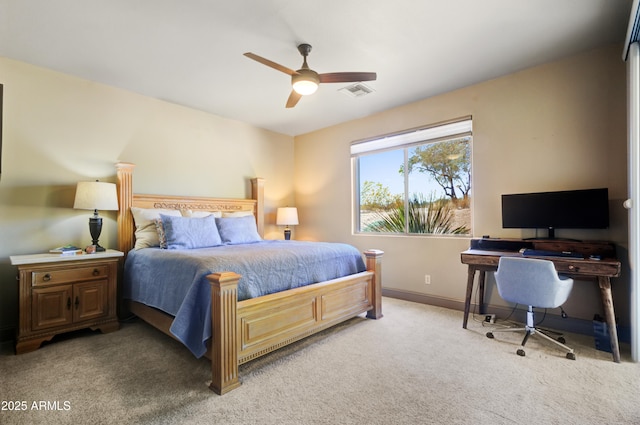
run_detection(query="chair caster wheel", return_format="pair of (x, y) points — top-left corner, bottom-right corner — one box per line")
(566, 352), (576, 360)
(558, 337), (566, 344)
(516, 349), (526, 357)
(486, 332), (494, 339)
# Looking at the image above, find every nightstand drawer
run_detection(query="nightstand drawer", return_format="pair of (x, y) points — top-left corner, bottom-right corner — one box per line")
(31, 265), (109, 286)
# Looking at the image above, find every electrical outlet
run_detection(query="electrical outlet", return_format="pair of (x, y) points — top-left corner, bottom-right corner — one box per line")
(424, 274), (431, 285)
(484, 314), (495, 324)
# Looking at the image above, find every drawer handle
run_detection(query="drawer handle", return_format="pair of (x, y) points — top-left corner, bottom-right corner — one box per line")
(43, 273), (51, 282)
(92, 269), (100, 276)
(75, 296), (80, 310)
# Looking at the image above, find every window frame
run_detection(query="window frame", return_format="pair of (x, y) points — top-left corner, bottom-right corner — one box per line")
(351, 116), (473, 236)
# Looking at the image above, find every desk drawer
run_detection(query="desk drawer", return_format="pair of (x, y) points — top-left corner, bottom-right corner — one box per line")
(32, 265), (109, 286)
(554, 261), (620, 278)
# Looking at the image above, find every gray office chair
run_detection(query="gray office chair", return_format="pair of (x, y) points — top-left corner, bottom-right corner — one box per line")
(486, 256), (576, 360)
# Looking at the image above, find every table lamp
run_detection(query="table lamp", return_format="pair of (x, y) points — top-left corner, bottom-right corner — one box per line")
(73, 180), (119, 251)
(276, 207), (299, 240)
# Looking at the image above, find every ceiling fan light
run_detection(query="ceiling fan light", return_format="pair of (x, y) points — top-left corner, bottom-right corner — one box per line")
(292, 71), (319, 95)
(292, 79), (318, 95)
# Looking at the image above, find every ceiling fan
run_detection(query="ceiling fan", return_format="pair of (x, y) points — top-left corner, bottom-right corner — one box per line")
(244, 44), (377, 108)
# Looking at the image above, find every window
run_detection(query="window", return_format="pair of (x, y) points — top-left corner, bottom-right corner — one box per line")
(352, 117), (472, 235)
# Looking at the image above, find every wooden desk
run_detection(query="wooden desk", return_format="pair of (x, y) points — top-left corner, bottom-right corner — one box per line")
(460, 248), (622, 362)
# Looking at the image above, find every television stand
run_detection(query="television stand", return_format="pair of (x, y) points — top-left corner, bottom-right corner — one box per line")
(547, 227), (556, 239)
(525, 227), (581, 240)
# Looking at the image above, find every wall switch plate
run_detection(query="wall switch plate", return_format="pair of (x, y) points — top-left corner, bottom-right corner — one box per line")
(424, 274), (431, 284)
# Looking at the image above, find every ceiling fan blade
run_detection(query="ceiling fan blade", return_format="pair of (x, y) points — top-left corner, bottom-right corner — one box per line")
(318, 72), (377, 83)
(286, 90), (302, 108)
(244, 52), (297, 75)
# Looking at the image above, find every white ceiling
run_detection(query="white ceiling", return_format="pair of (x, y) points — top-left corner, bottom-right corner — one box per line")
(0, 1), (633, 136)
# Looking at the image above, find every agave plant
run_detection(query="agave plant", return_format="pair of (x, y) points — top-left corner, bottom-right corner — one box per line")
(364, 193), (469, 234)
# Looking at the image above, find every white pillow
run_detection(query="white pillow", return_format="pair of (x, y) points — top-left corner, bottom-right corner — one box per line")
(180, 209), (222, 218)
(221, 211), (254, 218)
(130, 207), (182, 249)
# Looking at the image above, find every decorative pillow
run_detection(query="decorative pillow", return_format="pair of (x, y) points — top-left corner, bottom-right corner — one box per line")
(180, 209), (223, 218)
(216, 215), (262, 245)
(221, 211), (254, 218)
(130, 207), (182, 249)
(160, 214), (222, 249)
(154, 218), (168, 249)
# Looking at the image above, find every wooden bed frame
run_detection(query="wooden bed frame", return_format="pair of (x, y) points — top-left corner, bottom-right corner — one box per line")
(115, 162), (383, 394)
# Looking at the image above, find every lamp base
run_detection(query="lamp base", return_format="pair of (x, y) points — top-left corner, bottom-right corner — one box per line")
(284, 229), (291, 240)
(89, 216), (105, 251)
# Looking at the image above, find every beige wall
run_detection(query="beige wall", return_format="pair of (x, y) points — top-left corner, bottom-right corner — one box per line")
(0, 57), (294, 338)
(294, 44), (630, 327)
(0, 44), (630, 341)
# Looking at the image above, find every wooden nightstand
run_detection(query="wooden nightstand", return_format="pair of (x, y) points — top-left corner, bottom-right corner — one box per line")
(10, 249), (124, 354)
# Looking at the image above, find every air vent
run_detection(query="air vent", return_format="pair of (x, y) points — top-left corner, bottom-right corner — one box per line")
(339, 82), (375, 98)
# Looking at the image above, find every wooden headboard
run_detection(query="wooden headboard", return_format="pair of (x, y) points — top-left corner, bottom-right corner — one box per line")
(115, 162), (265, 256)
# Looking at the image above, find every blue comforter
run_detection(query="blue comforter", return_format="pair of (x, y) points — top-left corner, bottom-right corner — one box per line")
(123, 240), (366, 357)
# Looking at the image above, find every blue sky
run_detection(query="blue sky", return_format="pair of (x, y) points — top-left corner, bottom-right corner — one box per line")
(358, 149), (444, 199)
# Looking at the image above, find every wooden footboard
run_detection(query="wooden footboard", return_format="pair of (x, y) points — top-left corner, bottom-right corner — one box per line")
(125, 250), (383, 395)
(207, 249), (383, 395)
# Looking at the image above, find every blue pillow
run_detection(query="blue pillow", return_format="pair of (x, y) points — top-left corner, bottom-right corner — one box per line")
(160, 214), (222, 249)
(216, 215), (262, 245)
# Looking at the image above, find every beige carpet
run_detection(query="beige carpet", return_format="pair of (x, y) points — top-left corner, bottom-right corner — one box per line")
(1, 297), (638, 425)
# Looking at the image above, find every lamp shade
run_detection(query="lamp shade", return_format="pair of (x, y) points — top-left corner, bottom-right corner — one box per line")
(73, 181), (119, 211)
(276, 207), (299, 226)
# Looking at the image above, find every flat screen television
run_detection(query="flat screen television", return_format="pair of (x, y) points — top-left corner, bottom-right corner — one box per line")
(501, 188), (609, 239)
